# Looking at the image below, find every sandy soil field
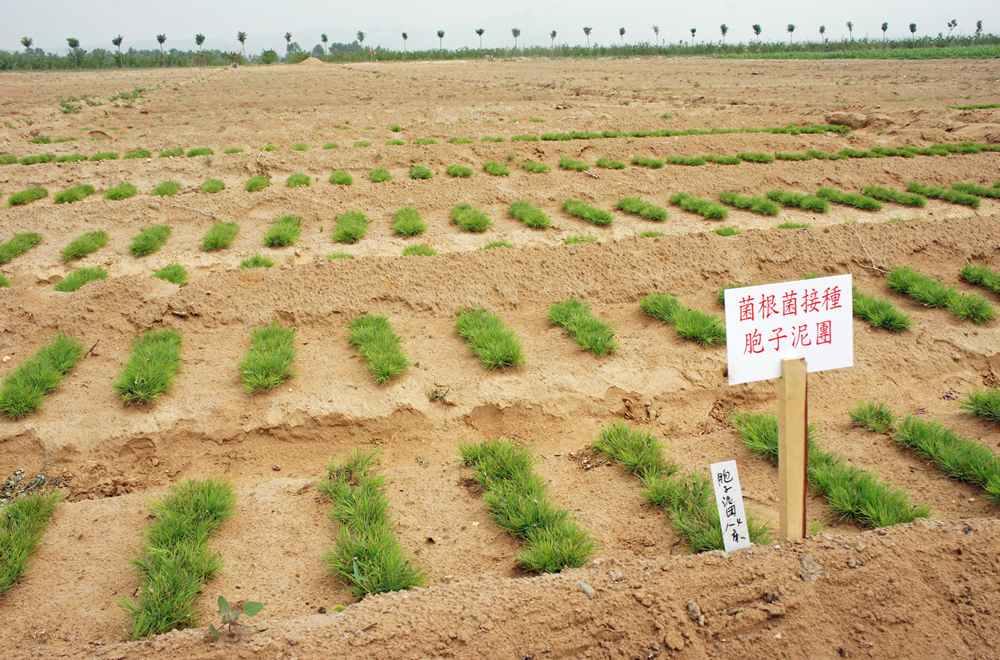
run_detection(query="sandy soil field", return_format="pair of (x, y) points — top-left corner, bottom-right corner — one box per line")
(1, 56), (999, 659)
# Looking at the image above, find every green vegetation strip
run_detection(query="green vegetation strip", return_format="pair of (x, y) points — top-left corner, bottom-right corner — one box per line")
(264, 215), (302, 247)
(961, 264), (1000, 296)
(853, 287), (913, 332)
(129, 225), (170, 257)
(962, 387), (1000, 425)
(346, 315), (412, 384)
(113, 329), (183, 405)
(887, 266), (996, 324)
(562, 198), (613, 226)
(121, 479), (235, 639)
(509, 201), (551, 228)
(333, 210), (369, 244)
(595, 421), (771, 552)
(670, 192), (728, 220)
(952, 183), (1000, 199)
(9, 187), (48, 206)
(201, 222), (239, 251)
(718, 191), (779, 216)
(0, 332), (83, 419)
(54, 184), (95, 204)
(736, 151), (775, 164)
(319, 449), (426, 596)
(0, 490), (63, 597)
(455, 307), (524, 370)
(548, 299), (618, 356)
(451, 204), (492, 232)
(238, 321), (296, 392)
(0, 233), (43, 264)
(816, 188), (882, 211)
(614, 197), (667, 221)
(641, 292), (726, 345)
(460, 438), (596, 573)
(861, 186), (926, 208)
(54, 267), (108, 292)
(766, 189), (830, 213)
(906, 182), (980, 208)
(731, 412), (930, 527)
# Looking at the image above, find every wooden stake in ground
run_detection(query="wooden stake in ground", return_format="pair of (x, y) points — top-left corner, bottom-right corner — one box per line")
(777, 356), (808, 541)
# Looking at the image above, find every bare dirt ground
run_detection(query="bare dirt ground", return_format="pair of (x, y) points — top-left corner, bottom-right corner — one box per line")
(1, 56), (999, 659)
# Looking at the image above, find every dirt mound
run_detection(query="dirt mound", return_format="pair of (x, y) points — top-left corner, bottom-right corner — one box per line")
(298, 56), (326, 66)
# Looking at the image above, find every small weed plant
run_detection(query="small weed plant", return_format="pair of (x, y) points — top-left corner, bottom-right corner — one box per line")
(239, 321), (296, 392)
(641, 292), (726, 345)
(508, 200), (551, 228)
(333, 211), (370, 244)
(0, 332), (83, 419)
(129, 225), (170, 257)
(455, 307), (524, 370)
(346, 315), (412, 384)
(548, 298), (618, 356)
(201, 222), (239, 251)
(54, 267), (108, 292)
(209, 596), (263, 638)
(113, 328), (183, 404)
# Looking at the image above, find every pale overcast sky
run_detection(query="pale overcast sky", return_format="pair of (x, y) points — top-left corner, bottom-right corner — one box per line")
(1, 0), (993, 54)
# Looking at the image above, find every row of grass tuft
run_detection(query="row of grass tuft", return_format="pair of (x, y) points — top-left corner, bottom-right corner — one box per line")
(201, 222), (239, 251)
(54, 184), (95, 204)
(548, 298), (618, 356)
(816, 188), (882, 211)
(346, 314), (412, 384)
(0, 332), (84, 418)
(392, 207), (427, 237)
(508, 200), (551, 228)
(852, 287), (913, 332)
(960, 264), (1000, 296)
(238, 321), (296, 392)
(952, 182), (1000, 199)
(333, 210), (370, 244)
(669, 192), (728, 220)
(906, 182), (980, 208)
(264, 214), (302, 247)
(129, 225), (170, 257)
(451, 203), (492, 232)
(718, 190), (779, 216)
(0, 233), (43, 264)
(887, 266), (996, 324)
(54, 266), (108, 292)
(0, 491), (64, 597)
(614, 196), (668, 221)
(861, 186), (926, 208)
(113, 329), (183, 405)
(455, 306), (524, 370)
(562, 198), (613, 226)
(641, 292), (726, 345)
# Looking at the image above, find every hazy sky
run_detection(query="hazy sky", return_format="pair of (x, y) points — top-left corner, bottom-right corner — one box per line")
(1, 0), (992, 54)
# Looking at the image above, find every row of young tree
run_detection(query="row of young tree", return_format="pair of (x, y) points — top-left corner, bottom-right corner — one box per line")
(1, 20), (994, 71)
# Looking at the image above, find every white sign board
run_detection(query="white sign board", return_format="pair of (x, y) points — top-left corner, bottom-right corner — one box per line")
(711, 460), (751, 552)
(724, 275), (853, 386)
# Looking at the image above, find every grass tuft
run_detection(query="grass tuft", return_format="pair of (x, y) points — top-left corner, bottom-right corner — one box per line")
(244, 176), (270, 192)
(0, 491), (64, 596)
(333, 210), (370, 244)
(321, 143), (339, 150)
(888, 266), (995, 324)
(482, 161), (509, 176)
(413, 138), (436, 145)
(89, 152), (119, 162)
(54, 184), (95, 204)
(630, 155), (664, 168)
(861, 186), (926, 207)
(54, 153), (86, 163)
(201, 222), (239, 251)
(449, 137), (473, 144)
(128, 225), (171, 257)
(714, 225), (743, 236)
(238, 321), (296, 392)
(850, 401), (897, 434)
(285, 173), (310, 188)
(9, 187), (48, 206)
(392, 207), (427, 237)
(329, 171), (354, 186)
(563, 234), (598, 244)
(952, 182), (1000, 199)
(239, 253), (275, 269)
(906, 182), (980, 208)
(54, 266), (108, 292)
(264, 215), (301, 247)
(774, 221), (811, 229)
(704, 154), (742, 165)
(61, 230), (108, 261)
(670, 192), (728, 220)
(386, 139), (405, 146)
(369, 169), (392, 183)
(223, 147), (244, 154)
(104, 183), (138, 201)
(201, 179), (225, 194)
(961, 388), (1000, 425)
(0, 332), (84, 418)
(326, 252), (353, 260)
(346, 315), (412, 384)
(450, 204), (492, 232)
(853, 287), (913, 332)
(816, 188), (882, 211)
(508, 200), (551, 228)
(290, 143), (308, 151)
(185, 148), (213, 157)
(667, 155), (706, 166)
(402, 244), (437, 256)
(481, 136), (505, 143)
(718, 190), (780, 216)
(960, 264), (1000, 296)
(521, 161), (550, 173)
(736, 151), (775, 163)
(638, 230), (665, 238)
(113, 329), (183, 405)
(775, 152), (813, 161)
(150, 181), (181, 197)
(158, 148), (183, 158)
(511, 135), (539, 142)
(641, 292), (726, 345)
(562, 198), (613, 226)
(19, 153), (56, 165)
(558, 157), (589, 171)
(615, 196), (668, 221)
(0, 233), (43, 264)
(353, 141), (371, 148)
(455, 307), (524, 370)
(548, 299), (618, 356)
(766, 189), (830, 213)
(409, 165), (433, 179)
(153, 263), (188, 286)
(445, 164), (474, 178)
(482, 240), (514, 250)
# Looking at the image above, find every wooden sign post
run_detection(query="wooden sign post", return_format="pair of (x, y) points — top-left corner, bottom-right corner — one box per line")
(777, 357), (808, 540)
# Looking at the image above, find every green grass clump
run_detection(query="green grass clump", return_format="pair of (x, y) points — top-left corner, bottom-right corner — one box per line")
(511, 135), (539, 142)
(775, 152), (813, 161)
(805, 149), (848, 161)
(385, 139), (405, 146)
(960, 264), (1000, 295)
(121, 478), (235, 638)
(870, 146), (916, 158)
(329, 171), (353, 185)
(88, 152), (119, 162)
(508, 200), (551, 229)
(481, 136), (505, 143)
(319, 449), (426, 596)
(952, 182), (1000, 199)
(402, 244), (436, 256)
(640, 292), (726, 345)
(482, 240), (514, 249)
(19, 154), (56, 165)
(718, 190), (780, 216)
(264, 215), (302, 247)
(849, 400), (897, 434)
(185, 148), (213, 157)
(774, 221), (811, 229)
(614, 196), (668, 221)
(562, 198), (613, 226)
(413, 138), (437, 145)
(637, 230), (665, 238)
(451, 204), (492, 232)
(353, 140), (371, 148)
(736, 152), (775, 163)
(346, 315), (412, 384)
(558, 157), (589, 171)
(201, 178), (225, 194)
(389, 124), (402, 132)
(61, 230), (108, 261)
(53, 184), (95, 204)
(731, 412), (931, 527)
(326, 252), (353, 260)
(595, 157), (626, 169)
(630, 155), (664, 168)
(0, 491), (64, 597)
(714, 225), (743, 236)
(158, 148), (184, 158)
(839, 148), (882, 159)
(0, 154), (16, 165)
(704, 154), (742, 165)
(460, 438), (596, 573)
(333, 210), (370, 244)
(482, 161), (510, 176)
(766, 189), (831, 213)
(853, 287), (913, 332)
(445, 164), (474, 178)
(103, 183), (137, 201)
(54, 266), (108, 292)
(239, 253), (275, 269)
(406, 165), (433, 180)
(28, 136), (51, 144)
(570, 131), (603, 139)
(455, 307), (524, 370)
(151, 181), (181, 197)
(548, 298), (618, 356)
(321, 143), (339, 150)
(392, 207), (427, 237)
(153, 263), (188, 286)
(0, 274), (8, 287)
(541, 133), (571, 141)
(887, 266), (996, 323)
(816, 188), (883, 211)
(223, 147), (244, 154)
(289, 143), (308, 151)
(0, 332), (84, 419)
(449, 137), (473, 144)
(861, 186), (927, 207)
(285, 172), (310, 188)
(370, 169), (392, 183)
(123, 148), (152, 159)
(9, 187), (48, 206)
(522, 161), (550, 173)
(669, 192), (728, 220)
(0, 233), (43, 263)
(667, 155), (706, 166)
(961, 388), (1000, 425)
(563, 234), (598, 244)
(54, 153), (86, 163)
(113, 329), (183, 405)
(260, 144), (278, 152)
(893, 416), (1000, 503)
(201, 222), (239, 251)
(244, 176), (270, 192)
(906, 182), (980, 208)
(128, 225), (170, 257)
(595, 421), (771, 552)
(238, 321), (296, 392)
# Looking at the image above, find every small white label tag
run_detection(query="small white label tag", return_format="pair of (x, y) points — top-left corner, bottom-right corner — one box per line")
(711, 460), (752, 552)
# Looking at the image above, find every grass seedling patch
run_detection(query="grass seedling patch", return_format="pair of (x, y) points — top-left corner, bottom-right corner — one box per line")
(641, 292), (726, 345)
(129, 225), (170, 257)
(158, 148), (183, 158)
(329, 171), (353, 185)
(731, 412), (930, 527)
(460, 438), (596, 573)
(151, 181), (181, 197)
(61, 230), (108, 261)
(201, 222), (239, 251)
(9, 187), (48, 206)
(54, 266), (108, 292)
(704, 154), (742, 165)
(402, 244), (436, 256)
(244, 176), (270, 192)
(541, 133), (571, 141)
(482, 240), (514, 249)
(326, 252), (353, 260)
(482, 136), (505, 143)
(114, 329), (182, 405)
(346, 315), (411, 384)
(717, 283), (750, 306)
(389, 125), (402, 132)
(121, 479), (235, 638)
(952, 183), (1000, 199)
(353, 141), (371, 148)
(839, 148), (882, 159)
(522, 161), (550, 173)
(511, 135), (539, 142)
(563, 234), (598, 244)
(736, 152), (775, 163)
(570, 131), (603, 140)
(19, 154), (56, 165)
(667, 155), (706, 166)
(409, 165), (434, 179)
(223, 147), (244, 155)
(0, 490), (63, 597)
(449, 137), (473, 144)
(670, 192), (728, 220)
(413, 138), (437, 145)
(615, 197), (668, 221)
(53, 184), (95, 204)
(638, 230), (665, 238)
(239, 253), (275, 269)
(861, 186), (927, 207)
(319, 449), (426, 596)
(370, 169), (392, 183)
(290, 143), (308, 151)
(776, 152), (813, 161)
(88, 152), (118, 162)
(239, 321), (296, 392)
(816, 188), (882, 211)
(0, 155), (16, 165)
(392, 207), (427, 237)
(185, 148), (213, 157)
(558, 157), (589, 172)
(123, 149), (151, 159)
(333, 210), (369, 244)
(446, 164), (473, 178)
(0, 233), (43, 263)
(850, 400), (897, 435)
(105, 183), (138, 201)
(718, 191), (779, 216)
(509, 200), (551, 229)
(562, 199), (613, 226)
(55, 154), (86, 163)
(631, 155), (664, 168)
(774, 221), (811, 229)
(451, 204), (492, 232)
(888, 266), (995, 323)
(805, 150), (849, 161)
(153, 263), (188, 286)
(960, 264), (1000, 296)
(961, 387), (1000, 425)
(483, 161), (509, 176)
(285, 173), (310, 188)
(201, 179), (225, 194)
(906, 182), (980, 208)
(765, 189), (830, 213)
(0, 332), (83, 418)
(321, 143), (339, 150)
(455, 307), (524, 370)
(714, 225), (743, 236)
(595, 157), (626, 169)
(853, 287), (913, 332)
(386, 139), (405, 146)
(548, 298), (618, 356)
(264, 215), (302, 247)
